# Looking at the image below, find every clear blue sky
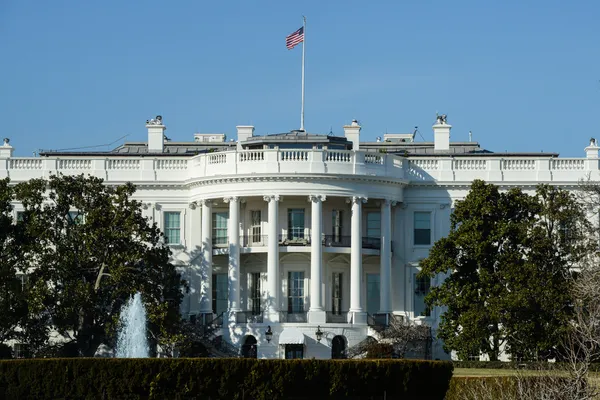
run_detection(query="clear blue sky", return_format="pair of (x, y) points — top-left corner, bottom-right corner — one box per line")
(1, 0), (598, 156)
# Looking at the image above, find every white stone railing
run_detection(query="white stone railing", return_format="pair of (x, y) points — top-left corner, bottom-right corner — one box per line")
(1, 151), (598, 184)
(407, 156), (599, 182)
(0, 149), (405, 183)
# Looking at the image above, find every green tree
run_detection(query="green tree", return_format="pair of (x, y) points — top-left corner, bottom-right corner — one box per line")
(0, 178), (28, 343)
(419, 180), (589, 361)
(13, 174), (186, 356)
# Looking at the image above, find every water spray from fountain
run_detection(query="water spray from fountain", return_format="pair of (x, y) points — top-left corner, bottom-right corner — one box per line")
(115, 292), (149, 358)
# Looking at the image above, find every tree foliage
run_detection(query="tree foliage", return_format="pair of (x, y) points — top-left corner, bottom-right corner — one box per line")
(1, 174), (186, 356)
(419, 180), (591, 361)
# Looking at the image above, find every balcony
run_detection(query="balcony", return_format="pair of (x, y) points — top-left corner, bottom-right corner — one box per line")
(241, 235), (268, 247)
(235, 311), (263, 323)
(326, 311), (350, 323)
(323, 235), (351, 247)
(278, 234), (310, 246)
(280, 311), (307, 323)
(362, 237), (381, 250)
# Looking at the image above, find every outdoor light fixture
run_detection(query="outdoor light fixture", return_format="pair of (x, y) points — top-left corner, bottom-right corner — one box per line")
(265, 326), (273, 343)
(315, 325), (323, 342)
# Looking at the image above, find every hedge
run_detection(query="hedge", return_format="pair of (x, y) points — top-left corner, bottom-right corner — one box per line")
(453, 360), (600, 372)
(0, 358), (453, 400)
(445, 376), (576, 400)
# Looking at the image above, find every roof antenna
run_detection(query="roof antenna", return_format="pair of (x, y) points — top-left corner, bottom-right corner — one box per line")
(469, 131), (472, 142)
(414, 126), (425, 142)
(329, 126), (333, 135)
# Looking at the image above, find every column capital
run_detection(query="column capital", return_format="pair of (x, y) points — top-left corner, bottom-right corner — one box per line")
(346, 196), (368, 205)
(263, 195), (282, 202)
(308, 195), (326, 203)
(223, 196), (240, 204)
(141, 202), (152, 210)
(189, 201), (198, 210)
(381, 199), (399, 207)
(198, 199), (214, 207)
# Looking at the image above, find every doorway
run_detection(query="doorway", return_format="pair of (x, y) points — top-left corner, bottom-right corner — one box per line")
(331, 335), (346, 359)
(241, 335), (257, 359)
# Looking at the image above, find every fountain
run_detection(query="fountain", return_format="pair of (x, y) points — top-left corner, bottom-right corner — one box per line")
(115, 292), (149, 358)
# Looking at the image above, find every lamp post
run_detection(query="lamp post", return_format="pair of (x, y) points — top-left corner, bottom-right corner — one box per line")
(315, 325), (323, 342)
(265, 326), (273, 343)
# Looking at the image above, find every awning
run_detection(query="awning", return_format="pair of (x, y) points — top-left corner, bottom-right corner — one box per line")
(279, 328), (305, 345)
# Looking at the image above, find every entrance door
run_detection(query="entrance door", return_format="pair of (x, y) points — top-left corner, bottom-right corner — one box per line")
(366, 273), (380, 315)
(331, 336), (346, 359)
(212, 274), (228, 315)
(241, 335), (257, 359)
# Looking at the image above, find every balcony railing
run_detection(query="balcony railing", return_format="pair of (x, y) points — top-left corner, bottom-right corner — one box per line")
(280, 311), (307, 323)
(212, 236), (228, 247)
(241, 235), (268, 247)
(323, 235), (351, 247)
(236, 311), (263, 323)
(362, 237), (381, 250)
(326, 311), (350, 323)
(278, 234), (310, 246)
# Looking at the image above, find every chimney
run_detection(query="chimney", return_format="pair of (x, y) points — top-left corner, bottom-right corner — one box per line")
(236, 126), (255, 150)
(146, 115), (166, 153)
(343, 119), (361, 150)
(585, 137), (599, 158)
(433, 114), (451, 151)
(0, 138), (14, 158)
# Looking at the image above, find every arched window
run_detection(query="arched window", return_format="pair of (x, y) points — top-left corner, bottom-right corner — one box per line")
(241, 335), (257, 359)
(331, 335), (346, 359)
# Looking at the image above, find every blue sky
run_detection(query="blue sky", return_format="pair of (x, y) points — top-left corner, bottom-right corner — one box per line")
(1, 0), (598, 156)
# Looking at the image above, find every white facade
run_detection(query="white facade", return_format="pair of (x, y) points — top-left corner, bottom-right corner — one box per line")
(2, 120), (599, 360)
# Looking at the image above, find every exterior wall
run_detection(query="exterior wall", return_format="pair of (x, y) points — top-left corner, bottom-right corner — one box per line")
(4, 145), (599, 360)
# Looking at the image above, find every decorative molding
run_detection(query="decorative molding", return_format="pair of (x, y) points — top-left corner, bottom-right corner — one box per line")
(153, 203), (162, 211)
(141, 202), (152, 210)
(263, 195), (282, 202)
(439, 203), (451, 209)
(308, 195), (326, 203)
(197, 199), (214, 207)
(346, 196), (368, 205)
(188, 201), (198, 210)
(223, 196), (239, 203)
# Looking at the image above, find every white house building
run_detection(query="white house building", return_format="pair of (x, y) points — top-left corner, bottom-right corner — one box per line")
(2, 115), (598, 360)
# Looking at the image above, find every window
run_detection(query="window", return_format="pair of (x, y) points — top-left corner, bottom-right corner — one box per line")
(16, 273), (28, 292)
(248, 272), (261, 315)
(288, 271), (305, 313)
(16, 211), (24, 222)
(212, 212), (228, 246)
(332, 272), (343, 314)
(68, 211), (85, 225)
(163, 212), (181, 244)
(285, 344), (304, 359)
(332, 210), (343, 242)
(414, 274), (431, 317)
(366, 212), (381, 238)
(13, 343), (29, 359)
(212, 274), (228, 315)
(251, 210), (261, 242)
(414, 212), (431, 245)
(287, 209), (305, 240)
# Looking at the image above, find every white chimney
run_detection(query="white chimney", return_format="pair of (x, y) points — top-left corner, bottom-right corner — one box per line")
(343, 119), (361, 150)
(236, 126), (255, 150)
(0, 138), (14, 158)
(585, 137), (599, 158)
(433, 114), (451, 151)
(146, 115), (166, 153)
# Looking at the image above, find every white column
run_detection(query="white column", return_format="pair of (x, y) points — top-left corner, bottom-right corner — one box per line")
(379, 199), (394, 314)
(308, 195), (326, 324)
(225, 196), (241, 314)
(199, 200), (213, 317)
(264, 195), (281, 322)
(348, 196), (367, 324)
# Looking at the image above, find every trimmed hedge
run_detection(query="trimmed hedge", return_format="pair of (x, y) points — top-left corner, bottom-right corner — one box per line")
(454, 360), (600, 372)
(0, 358), (453, 400)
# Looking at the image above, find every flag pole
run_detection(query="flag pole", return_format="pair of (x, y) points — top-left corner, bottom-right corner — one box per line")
(300, 16), (306, 131)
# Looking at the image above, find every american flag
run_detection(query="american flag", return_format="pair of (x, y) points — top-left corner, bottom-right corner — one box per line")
(286, 27), (304, 50)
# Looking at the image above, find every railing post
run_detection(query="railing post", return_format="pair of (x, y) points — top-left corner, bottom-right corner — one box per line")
(536, 159), (552, 181)
(91, 159), (107, 180)
(42, 159), (57, 179)
(438, 158), (454, 181)
(0, 159), (7, 179)
(487, 159), (502, 181)
(353, 151), (365, 175)
(140, 159), (155, 181)
(309, 149), (325, 173)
